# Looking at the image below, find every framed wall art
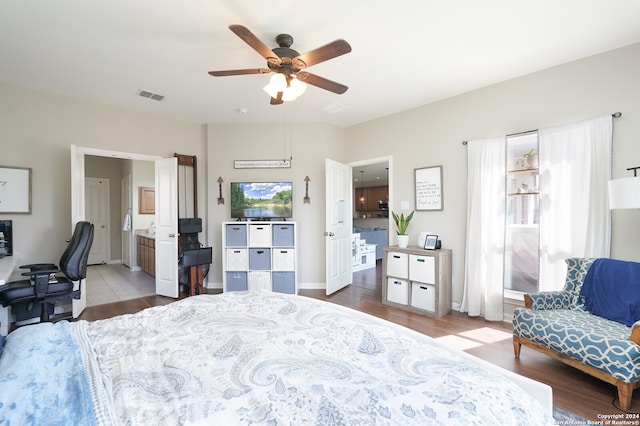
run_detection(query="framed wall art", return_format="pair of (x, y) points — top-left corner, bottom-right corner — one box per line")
(415, 165), (443, 211)
(0, 166), (32, 214)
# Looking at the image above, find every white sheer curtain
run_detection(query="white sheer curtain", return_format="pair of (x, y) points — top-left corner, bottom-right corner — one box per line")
(461, 137), (506, 320)
(538, 115), (612, 291)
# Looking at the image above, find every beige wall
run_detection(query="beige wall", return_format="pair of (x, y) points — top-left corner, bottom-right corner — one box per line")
(346, 42), (640, 308)
(0, 82), (206, 269)
(1, 41), (638, 303)
(206, 122), (346, 288)
(131, 160), (155, 233)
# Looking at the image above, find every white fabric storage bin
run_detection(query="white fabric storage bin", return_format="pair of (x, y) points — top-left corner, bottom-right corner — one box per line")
(272, 248), (295, 271)
(411, 282), (436, 312)
(409, 254), (435, 284)
(386, 252), (408, 278)
(225, 248), (248, 270)
(249, 224), (272, 247)
(248, 271), (271, 291)
(386, 277), (409, 305)
(225, 224), (247, 247)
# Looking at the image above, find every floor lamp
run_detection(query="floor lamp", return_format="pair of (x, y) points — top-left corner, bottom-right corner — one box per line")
(609, 167), (640, 209)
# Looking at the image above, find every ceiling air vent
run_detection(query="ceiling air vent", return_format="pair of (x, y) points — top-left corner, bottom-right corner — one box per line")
(322, 102), (350, 114)
(137, 89), (165, 101)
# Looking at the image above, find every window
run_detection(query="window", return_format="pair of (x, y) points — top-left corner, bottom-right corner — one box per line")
(504, 132), (539, 297)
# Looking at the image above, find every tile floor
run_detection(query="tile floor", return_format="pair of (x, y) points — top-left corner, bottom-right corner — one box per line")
(85, 264), (155, 307)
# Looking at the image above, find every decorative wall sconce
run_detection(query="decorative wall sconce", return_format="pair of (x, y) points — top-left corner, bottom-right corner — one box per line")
(303, 176), (311, 204)
(609, 167), (640, 209)
(217, 177), (225, 205)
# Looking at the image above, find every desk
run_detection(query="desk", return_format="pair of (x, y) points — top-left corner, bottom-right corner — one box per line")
(0, 255), (19, 336)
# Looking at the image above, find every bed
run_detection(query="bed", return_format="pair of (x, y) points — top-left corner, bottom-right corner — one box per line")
(0, 291), (552, 425)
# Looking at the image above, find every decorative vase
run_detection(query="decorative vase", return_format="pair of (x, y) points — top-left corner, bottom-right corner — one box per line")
(397, 234), (409, 248)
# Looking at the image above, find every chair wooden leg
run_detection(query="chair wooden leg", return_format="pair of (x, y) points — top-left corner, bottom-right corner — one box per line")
(188, 266), (196, 296)
(187, 266), (204, 296)
(513, 335), (521, 358)
(618, 382), (634, 410)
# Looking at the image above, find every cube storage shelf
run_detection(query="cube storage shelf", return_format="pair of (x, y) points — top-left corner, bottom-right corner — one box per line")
(382, 246), (452, 318)
(222, 222), (297, 294)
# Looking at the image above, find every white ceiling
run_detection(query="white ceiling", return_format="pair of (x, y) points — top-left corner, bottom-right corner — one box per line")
(1, 1), (640, 128)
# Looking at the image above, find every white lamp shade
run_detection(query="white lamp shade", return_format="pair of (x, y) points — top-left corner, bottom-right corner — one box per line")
(263, 73), (287, 98)
(609, 177), (640, 209)
(263, 74), (307, 101)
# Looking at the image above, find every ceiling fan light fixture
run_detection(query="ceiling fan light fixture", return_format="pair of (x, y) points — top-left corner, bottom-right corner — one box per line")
(263, 73), (287, 98)
(289, 77), (307, 96)
(210, 25), (350, 105)
(263, 73), (308, 102)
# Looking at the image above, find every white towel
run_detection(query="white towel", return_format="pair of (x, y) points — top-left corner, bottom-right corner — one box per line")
(122, 210), (131, 231)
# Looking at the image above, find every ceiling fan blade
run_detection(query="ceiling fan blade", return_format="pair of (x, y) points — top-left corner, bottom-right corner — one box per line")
(297, 72), (348, 94)
(208, 68), (271, 77)
(229, 24), (279, 61)
(270, 92), (284, 105)
(293, 39), (351, 68)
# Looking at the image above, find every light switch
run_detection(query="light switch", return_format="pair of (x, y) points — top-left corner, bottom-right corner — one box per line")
(401, 201), (410, 210)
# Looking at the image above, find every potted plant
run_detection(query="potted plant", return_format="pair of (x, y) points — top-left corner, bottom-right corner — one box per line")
(392, 210), (414, 248)
(519, 149), (538, 169)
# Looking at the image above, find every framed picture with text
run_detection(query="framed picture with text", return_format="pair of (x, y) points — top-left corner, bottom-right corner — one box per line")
(415, 165), (443, 211)
(0, 166), (32, 214)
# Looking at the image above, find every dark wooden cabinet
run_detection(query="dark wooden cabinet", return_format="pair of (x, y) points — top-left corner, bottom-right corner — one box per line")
(355, 185), (388, 214)
(137, 234), (155, 277)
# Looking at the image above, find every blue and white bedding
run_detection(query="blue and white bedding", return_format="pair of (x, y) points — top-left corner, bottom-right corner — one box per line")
(0, 291), (552, 425)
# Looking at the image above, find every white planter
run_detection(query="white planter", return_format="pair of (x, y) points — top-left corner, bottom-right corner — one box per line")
(397, 235), (409, 248)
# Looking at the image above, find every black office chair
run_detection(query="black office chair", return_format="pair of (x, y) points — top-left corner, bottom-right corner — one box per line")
(0, 221), (94, 324)
(177, 218), (211, 296)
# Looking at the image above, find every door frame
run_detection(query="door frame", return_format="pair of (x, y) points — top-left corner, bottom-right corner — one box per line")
(71, 145), (164, 316)
(348, 155), (393, 245)
(348, 156), (393, 280)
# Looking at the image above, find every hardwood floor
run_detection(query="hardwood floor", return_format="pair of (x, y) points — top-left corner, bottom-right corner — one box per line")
(79, 260), (640, 420)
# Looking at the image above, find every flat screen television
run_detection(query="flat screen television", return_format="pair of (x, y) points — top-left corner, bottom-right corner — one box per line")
(231, 182), (292, 219)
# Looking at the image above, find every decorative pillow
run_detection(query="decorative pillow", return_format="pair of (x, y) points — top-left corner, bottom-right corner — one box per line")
(563, 258), (596, 309)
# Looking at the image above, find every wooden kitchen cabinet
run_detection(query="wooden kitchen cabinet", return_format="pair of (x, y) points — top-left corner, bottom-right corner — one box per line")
(137, 234), (155, 277)
(355, 185), (388, 213)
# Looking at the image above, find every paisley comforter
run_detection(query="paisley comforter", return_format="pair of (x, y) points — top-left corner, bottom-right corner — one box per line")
(0, 291), (552, 425)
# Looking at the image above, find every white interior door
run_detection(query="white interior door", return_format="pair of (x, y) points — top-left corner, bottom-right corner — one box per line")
(85, 177), (110, 265)
(325, 158), (353, 295)
(121, 175), (132, 267)
(155, 157), (178, 297)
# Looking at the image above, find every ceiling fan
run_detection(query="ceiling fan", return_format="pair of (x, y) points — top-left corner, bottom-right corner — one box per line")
(208, 25), (351, 105)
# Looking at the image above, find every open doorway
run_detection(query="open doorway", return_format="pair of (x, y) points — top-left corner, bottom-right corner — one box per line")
(349, 156), (392, 292)
(70, 146), (166, 315)
(83, 155), (157, 306)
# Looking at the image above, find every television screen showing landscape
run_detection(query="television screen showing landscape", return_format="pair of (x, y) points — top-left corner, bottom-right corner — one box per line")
(231, 182), (293, 218)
